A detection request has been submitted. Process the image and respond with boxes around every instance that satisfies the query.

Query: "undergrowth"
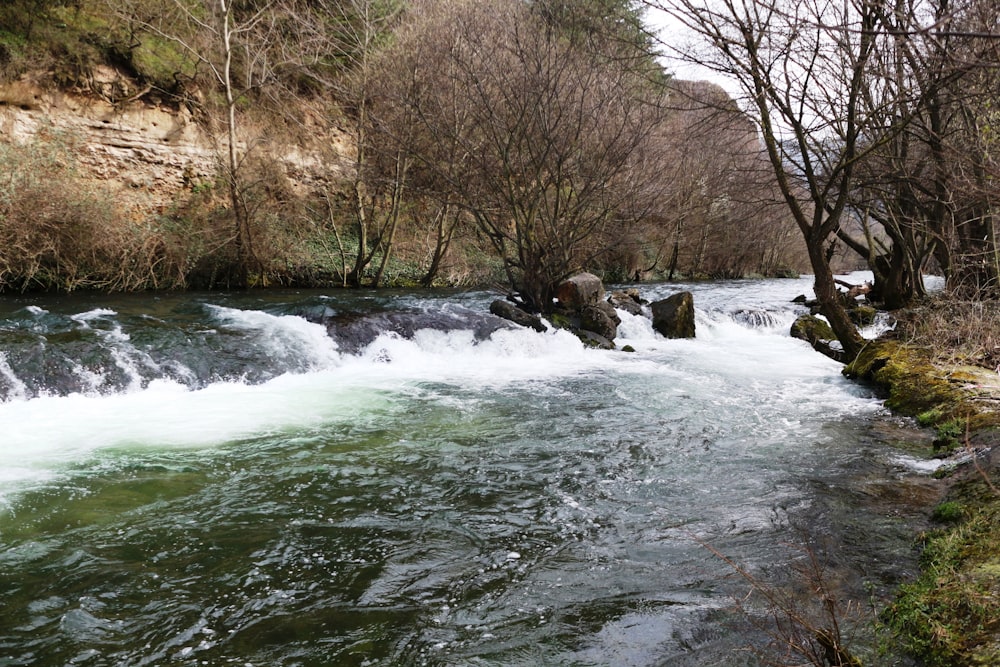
[893,295,1000,371]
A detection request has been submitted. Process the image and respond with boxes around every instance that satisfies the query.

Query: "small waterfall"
[0,353,29,401]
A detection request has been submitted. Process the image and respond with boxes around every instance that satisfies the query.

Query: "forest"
[0,0,999,361]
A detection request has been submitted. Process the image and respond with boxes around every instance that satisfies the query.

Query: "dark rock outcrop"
[651,292,696,339]
[489,299,547,333]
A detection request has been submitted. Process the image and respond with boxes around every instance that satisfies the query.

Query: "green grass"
[886,493,1000,665]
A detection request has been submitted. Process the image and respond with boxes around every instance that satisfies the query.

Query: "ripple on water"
[0,280,934,666]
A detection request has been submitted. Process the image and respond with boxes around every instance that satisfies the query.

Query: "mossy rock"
[790,313,836,342]
[849,304,878,327]
[790,314,846,362]
[844,341,978,419]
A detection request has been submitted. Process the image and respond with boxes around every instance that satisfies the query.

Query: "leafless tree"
[285,0,407,287]
[375,0,668,312]
[647,0,892,360]
[106,0,317,286]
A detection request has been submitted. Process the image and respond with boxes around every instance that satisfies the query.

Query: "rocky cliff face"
[0,68,347,211]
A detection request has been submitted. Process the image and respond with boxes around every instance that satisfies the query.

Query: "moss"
[918,408,945,427]
[931,501,966,523]
[790,313,836,342]
[850,304,878,327]
[933,418,968,452]
[886,500,1000,666]
[844,341,981,420]
[547,311,575,331]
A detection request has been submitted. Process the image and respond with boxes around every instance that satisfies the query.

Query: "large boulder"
[651,291,696,339]
[552,272,622,344]
[556,272,604,310]
[490,299,547,333]
[580,301,621,341]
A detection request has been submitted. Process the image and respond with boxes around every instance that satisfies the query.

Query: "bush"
[894,294,1000,370]
[0,135,179,291]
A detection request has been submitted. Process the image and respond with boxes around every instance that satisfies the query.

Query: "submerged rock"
[651,292,696,339]
[324,306,517,353]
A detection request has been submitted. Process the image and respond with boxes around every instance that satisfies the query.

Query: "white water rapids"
[0,275,939,666]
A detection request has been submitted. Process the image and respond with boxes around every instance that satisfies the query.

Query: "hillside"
[0,0,809,294]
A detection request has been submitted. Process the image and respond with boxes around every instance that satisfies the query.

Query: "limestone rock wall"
[0,72,349,211]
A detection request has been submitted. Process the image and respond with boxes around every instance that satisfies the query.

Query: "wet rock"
[731,308,781,328]
[576,329,615,350]
[580,302,620,341]
[608,289,645,316]
[550,273,622,344]
[326,307,517,353]
[556,273,604,310]
[790,314,846,363]
[651,292,696,339]
[489,299,547,333]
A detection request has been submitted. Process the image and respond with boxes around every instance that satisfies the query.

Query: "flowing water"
[0,276,939,666]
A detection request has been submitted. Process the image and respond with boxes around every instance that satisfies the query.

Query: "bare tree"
[648,0,890,359]
[376,0,668,312]
[107,0,312,286]
[287,0,406,287]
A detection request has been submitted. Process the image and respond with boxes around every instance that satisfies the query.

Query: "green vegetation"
[887,496,1000,665]
[840,300,1000,665]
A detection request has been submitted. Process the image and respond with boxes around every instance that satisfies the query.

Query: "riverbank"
[845,327,1000,665]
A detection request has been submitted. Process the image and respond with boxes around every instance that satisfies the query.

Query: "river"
[0,275,939,666]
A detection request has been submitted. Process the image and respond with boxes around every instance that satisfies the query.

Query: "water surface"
[0,276,935,665]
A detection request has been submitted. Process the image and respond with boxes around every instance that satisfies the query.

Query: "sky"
[643,3,742,98]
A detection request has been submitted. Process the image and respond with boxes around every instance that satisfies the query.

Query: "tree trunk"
[808,242,866,361]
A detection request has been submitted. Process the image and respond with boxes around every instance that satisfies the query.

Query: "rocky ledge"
[489,272,697,349]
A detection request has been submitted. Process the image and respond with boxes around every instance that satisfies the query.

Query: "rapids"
[0,275,936,666]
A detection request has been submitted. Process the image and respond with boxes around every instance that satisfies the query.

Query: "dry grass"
[893,294,1000,371]
[0,136,188,291]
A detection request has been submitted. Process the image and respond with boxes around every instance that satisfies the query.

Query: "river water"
[0,276,938,666]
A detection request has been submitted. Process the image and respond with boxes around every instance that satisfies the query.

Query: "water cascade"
[0,276,937,666]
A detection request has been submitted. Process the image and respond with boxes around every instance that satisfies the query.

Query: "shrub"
[894,295,1000,370]
[0,135,176,291]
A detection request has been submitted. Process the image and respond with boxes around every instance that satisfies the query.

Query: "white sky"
[644,5,742,98]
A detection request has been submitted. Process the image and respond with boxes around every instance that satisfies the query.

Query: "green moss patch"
[886,498,1000,666]
[845,341,1000,430]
